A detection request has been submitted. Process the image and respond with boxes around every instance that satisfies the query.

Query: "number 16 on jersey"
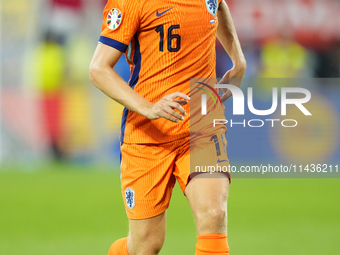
[155,24,181,52]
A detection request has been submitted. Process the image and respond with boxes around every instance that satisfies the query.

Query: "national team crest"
[205,0,218,16]
[107,8,122,30]
[125,188,135,209]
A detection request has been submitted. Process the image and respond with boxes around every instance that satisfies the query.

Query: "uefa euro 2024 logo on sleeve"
[205,0,218,16]
[125,188,135,209]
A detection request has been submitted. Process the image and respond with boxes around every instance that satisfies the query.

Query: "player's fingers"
[173,99,189,106]
[162,105,184,121]
[166,101,187,116]
[220,90,232,102]
[158,110,180,123]
[164,92,190,101]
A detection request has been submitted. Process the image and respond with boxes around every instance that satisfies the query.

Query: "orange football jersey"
[100,0,223,143]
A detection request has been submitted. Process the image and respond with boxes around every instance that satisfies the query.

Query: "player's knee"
[206,206,226,224]
[195,205,227,231]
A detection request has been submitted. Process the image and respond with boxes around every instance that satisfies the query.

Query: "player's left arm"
[217,0,246,101]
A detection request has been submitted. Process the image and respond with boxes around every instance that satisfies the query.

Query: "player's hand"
[219,65,246,102]
[145,92,190,123]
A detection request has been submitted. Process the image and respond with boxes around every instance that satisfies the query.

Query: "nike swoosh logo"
[156,7,174,17]
[217,159,229,163]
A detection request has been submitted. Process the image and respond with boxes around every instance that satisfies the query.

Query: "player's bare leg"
[127,212,166,255]
[108,212,166,255]
[185,173,230,254]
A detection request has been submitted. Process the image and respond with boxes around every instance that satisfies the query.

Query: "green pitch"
[0,163,339,255]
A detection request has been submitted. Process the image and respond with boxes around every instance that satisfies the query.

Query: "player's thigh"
[175,126,230,195]
[185,173,229,234]
[185,128,230,207]
[127,212,166,254]
[180,127,230,233]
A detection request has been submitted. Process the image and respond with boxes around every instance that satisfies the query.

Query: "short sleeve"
[99,0,141,52]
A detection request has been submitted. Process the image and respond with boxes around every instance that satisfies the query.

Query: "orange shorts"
[120,126,230,220]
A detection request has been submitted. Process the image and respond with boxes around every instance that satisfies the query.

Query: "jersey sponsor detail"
[156,7,174,17]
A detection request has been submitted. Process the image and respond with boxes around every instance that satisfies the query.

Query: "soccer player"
[89,0,246,254]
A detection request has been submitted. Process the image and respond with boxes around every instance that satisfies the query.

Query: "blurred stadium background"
[0,0,339,254]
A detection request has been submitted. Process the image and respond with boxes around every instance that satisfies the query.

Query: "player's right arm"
[89,0,189,123]
[89,44,189,123]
